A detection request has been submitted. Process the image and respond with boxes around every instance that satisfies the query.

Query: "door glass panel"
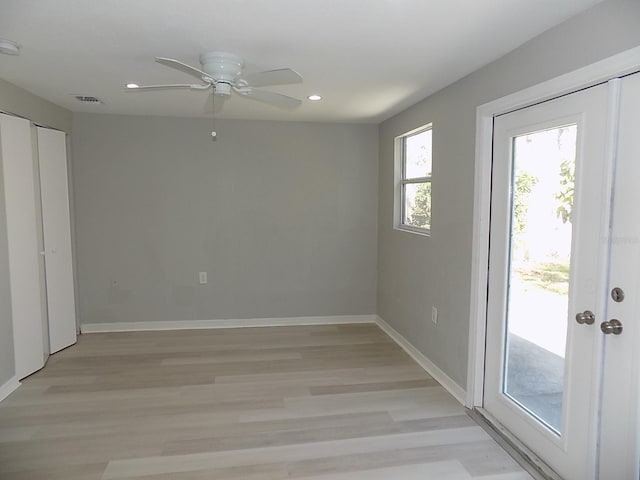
[503,124,577,434]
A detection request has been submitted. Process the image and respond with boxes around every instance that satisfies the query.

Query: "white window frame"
[394,124,432,235]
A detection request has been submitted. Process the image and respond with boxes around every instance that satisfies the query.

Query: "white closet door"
[36,127,77,353]
[0,114,48,378]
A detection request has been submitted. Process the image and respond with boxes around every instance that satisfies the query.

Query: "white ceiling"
[0,0,602,123]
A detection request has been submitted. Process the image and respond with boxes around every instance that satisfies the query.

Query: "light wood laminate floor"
[0,324,533,479]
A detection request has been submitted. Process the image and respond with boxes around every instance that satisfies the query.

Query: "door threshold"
[467,407,564,480]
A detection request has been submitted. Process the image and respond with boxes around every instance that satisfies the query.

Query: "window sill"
[394,225,431,237]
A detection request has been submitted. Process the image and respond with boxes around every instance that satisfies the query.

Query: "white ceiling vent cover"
[74,95,104,104]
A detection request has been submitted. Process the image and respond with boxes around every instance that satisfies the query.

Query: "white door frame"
[466,45,640,409]
[467,45,640,477]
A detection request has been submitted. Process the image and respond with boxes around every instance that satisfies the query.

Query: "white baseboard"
[375,315,466,405]
[81,314,377,333]
[0,376,20,402]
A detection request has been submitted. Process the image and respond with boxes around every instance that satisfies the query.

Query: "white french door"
[484,73,640,479]
[597,72,640,480]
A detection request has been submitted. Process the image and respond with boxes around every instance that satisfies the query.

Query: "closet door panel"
[37,127,77,353]
[0,114,47,378]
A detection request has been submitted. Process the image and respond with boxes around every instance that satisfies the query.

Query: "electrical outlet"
[199,272,208,284]
[431,306,438,325]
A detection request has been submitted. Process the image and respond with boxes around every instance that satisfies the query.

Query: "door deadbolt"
[600,319,623,335]
[575,310,595,325]
[611,287,625,303]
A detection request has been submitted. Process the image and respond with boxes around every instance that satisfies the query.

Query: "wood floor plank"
[0,426,37,442]
[0,324,532,480]
[125,463,290,480]
[294,461,473,479]
[0,462,108,480]
[102,428,493,479]
[309,378,440,395]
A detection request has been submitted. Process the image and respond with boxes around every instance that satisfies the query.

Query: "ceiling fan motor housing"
[200,52,243,96]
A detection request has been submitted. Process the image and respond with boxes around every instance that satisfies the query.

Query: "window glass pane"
[404,129,432,179]
[403,182,431,229]
[503,124,577,434]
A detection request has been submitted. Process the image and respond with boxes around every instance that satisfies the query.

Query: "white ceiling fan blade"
[241,88,302,109]
[126,84,211,91]
[244,68,303,87]
[126,84,196,91]
[155,57,209,81]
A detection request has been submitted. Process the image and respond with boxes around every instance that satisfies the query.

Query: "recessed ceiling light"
[0,39,20,56]
[307,94,322,101]
[126,83,140,89]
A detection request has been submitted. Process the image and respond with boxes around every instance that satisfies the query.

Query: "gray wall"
[0,78,71,133]
[72,114,378,325]
[0,80,72,387]
[377,0,640,389]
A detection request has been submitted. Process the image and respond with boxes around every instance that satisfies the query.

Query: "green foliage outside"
[513,127,575,295]
[408,182,432,228]
[555,158,575,224]
[515,261,570,295]
[513,170,538,236]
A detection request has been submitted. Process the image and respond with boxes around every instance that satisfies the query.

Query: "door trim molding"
[466,45,640,408]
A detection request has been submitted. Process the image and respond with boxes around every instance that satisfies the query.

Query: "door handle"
[600,319,623,335]
[575,310,595,325]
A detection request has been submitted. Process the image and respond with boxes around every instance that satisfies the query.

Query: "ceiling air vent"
[74,95,104,105]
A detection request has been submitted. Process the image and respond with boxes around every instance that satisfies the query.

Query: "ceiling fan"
[126,51,303,110]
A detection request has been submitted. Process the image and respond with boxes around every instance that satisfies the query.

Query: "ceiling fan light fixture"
[214,82,232,96]
[200,52,244,84]
[126,83,140,89]
[308,94,322,101]
[0,38,20,56]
